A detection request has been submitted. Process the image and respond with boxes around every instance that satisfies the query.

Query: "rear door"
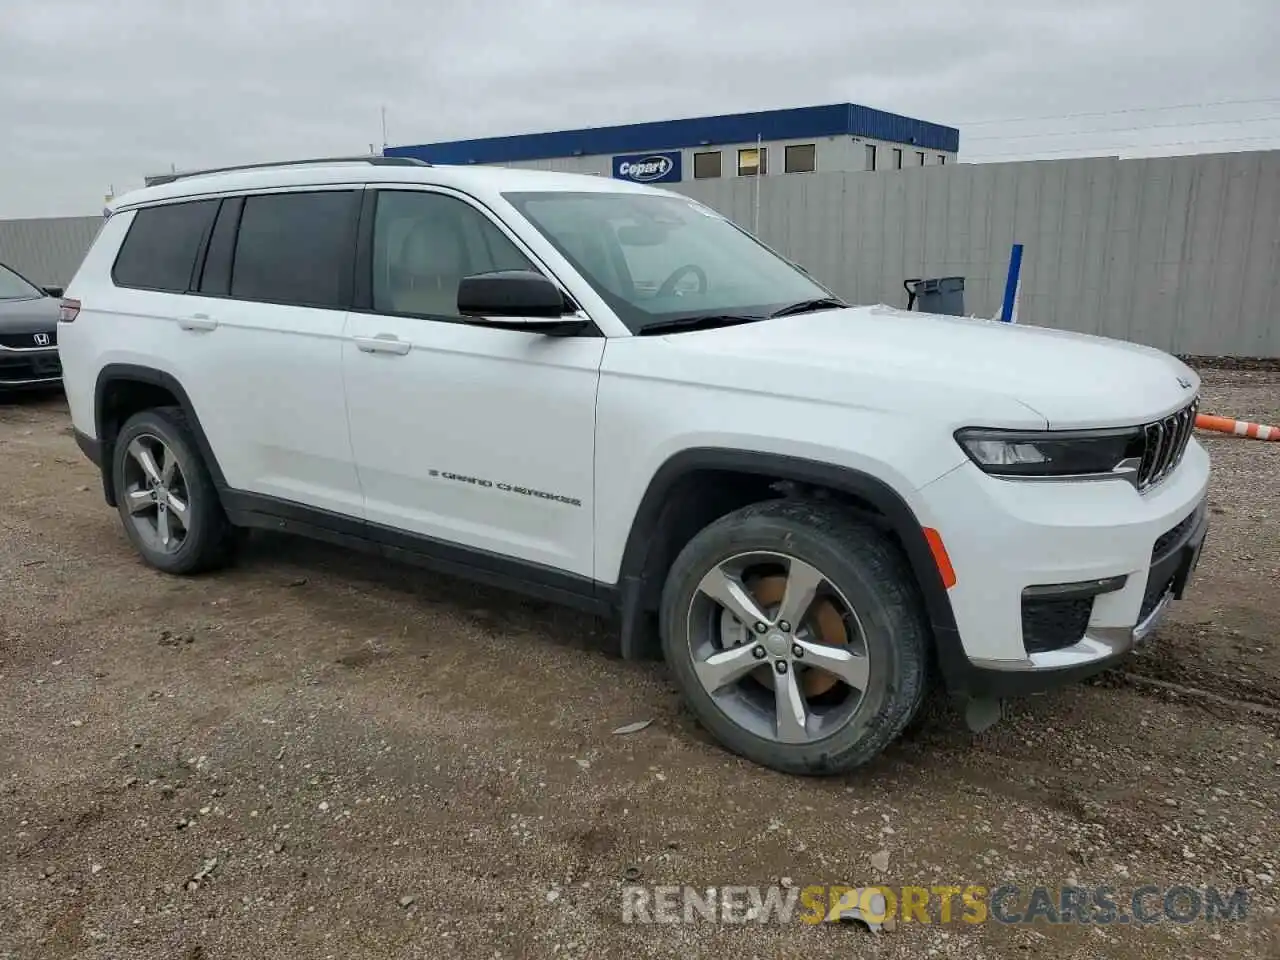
[175,188,365,517]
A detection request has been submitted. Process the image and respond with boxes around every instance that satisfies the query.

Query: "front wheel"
[111,406,236,575]
[659,499,930,775]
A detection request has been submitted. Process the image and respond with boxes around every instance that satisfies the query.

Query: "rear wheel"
[659,499,930,775]
[111,406,235,574]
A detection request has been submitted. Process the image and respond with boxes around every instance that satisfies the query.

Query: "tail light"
[59,298,81,322]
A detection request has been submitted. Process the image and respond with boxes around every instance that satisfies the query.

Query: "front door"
[341,187,604,578]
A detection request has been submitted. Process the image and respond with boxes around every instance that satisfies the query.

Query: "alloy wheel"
[685,551,870,744]
[121,433,190,555]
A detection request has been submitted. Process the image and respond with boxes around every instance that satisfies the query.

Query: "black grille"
[1152,510,1199,561]
[1136,397,1197,490]
[1022,596,1093,654]
[0,352,61,382]
[0,330,57,349]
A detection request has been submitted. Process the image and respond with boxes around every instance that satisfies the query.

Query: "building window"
[917,151,926,166]
[938,155,947,165]
[865,144,877,171]
[892,148,903,170]
[693,151,722,179]
[784,143,816,174]
[737,146,767,177]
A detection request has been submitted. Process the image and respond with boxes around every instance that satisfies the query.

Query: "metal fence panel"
[4,150,1277,355]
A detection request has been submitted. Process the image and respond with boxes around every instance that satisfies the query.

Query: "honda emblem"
[33,333,51,346]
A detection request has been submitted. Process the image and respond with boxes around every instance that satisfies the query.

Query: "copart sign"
[612,151,682,184]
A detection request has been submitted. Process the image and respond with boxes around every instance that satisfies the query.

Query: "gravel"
[1,379,1277,959]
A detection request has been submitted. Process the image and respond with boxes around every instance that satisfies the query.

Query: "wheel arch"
[94,363,226,506]
[614,447,961,670]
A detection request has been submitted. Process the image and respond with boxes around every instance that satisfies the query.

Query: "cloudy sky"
[2,0,1277,218]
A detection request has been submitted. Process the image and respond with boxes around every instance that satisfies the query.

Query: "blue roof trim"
[385,103,959,165]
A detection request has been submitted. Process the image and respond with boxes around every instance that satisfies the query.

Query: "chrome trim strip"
[971,457,1142,486]
[1132,590,1174,642]
[0,375,62,386]
[0,343,58,354]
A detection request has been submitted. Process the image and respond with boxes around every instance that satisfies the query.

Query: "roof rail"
[143,155,429,187]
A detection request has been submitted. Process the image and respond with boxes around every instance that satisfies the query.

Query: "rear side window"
[230,191,358,308]
[112,199,219,292]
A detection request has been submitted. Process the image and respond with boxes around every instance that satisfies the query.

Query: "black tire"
[658,498,930,776]
[111,406,236,575]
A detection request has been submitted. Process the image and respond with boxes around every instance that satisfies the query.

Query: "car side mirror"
[42,285,64,298]
[457,270,587,336]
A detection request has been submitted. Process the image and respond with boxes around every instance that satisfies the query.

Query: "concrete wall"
[2,150,1276,356]
[673,150,1280,357]
[0,215,103,288]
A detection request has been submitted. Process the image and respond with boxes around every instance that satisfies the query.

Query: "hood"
[0,295,60,335]
[662,305,1198,429]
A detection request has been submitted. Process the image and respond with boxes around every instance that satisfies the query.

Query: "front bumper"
[919,438,1211,698]
[0,344,62,389]
[962,499,1206,696]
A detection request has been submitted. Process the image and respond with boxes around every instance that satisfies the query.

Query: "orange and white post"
[1195,413,1280,441]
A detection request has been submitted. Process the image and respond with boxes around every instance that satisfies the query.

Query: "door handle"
[353,334,412,356]
[178,313,218,331]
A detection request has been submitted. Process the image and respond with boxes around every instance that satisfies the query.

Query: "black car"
[0,260,63,392]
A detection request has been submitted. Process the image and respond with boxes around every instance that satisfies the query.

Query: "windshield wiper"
[768,297,848,318]
[637,313,767,336]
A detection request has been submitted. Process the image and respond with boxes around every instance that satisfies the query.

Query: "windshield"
[0,263,41,300]
[502,191,833,333]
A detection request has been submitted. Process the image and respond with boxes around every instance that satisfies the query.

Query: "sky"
[1,0,1278,219]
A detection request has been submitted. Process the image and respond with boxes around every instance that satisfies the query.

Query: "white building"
[384,103,960,186]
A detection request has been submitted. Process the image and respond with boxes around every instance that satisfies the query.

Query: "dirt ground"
[1,368,1277,960]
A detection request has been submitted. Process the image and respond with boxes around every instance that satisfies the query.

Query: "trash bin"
[903,276,965,316]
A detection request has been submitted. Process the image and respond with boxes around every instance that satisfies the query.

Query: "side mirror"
[457,270,586,335]
[42,285,64,298]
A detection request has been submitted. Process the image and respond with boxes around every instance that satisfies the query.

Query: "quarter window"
[371,191,536,318]
[230,191,358,309]
[112,199,219,292]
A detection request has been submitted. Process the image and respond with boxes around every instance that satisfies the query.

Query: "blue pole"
[999,243,1024,323]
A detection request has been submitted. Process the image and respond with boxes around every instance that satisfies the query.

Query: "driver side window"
[372,191,536,318]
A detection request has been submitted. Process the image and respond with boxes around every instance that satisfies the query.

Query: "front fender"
[610,446,961,666]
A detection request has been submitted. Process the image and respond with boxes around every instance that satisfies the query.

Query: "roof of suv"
[110,162,668,213]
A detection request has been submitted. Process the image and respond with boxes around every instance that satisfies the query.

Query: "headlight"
[955,426,1145,479]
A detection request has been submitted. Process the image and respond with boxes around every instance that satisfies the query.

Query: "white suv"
[57,156,1210,775]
